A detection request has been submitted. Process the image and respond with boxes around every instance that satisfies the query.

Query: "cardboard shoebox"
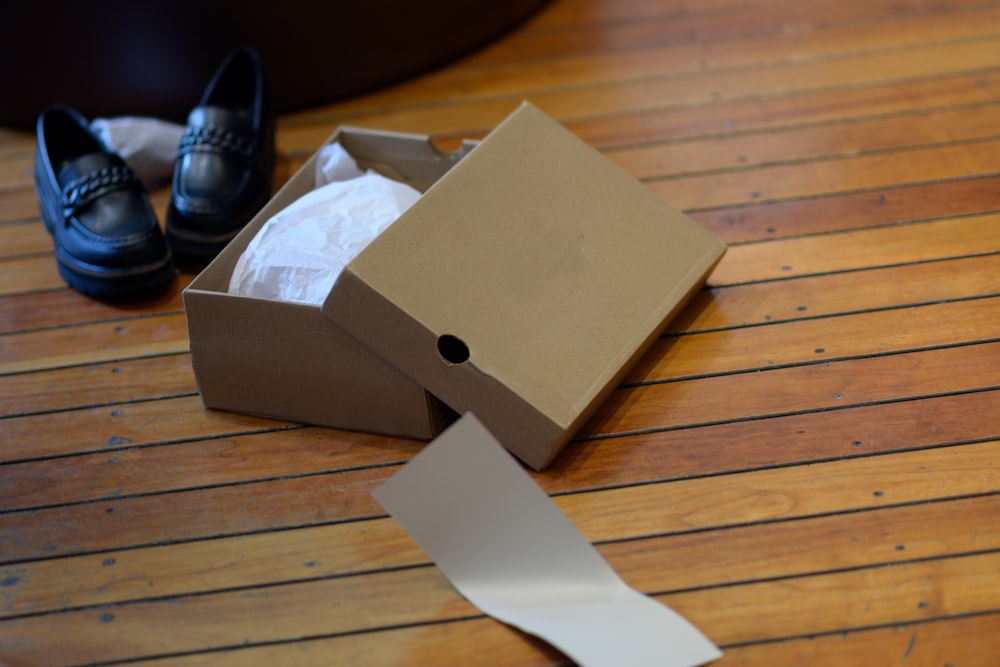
[183,102,726,470]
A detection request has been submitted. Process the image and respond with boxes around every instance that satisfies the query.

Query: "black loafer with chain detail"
[34,106,175,298]
[166,47,275,262]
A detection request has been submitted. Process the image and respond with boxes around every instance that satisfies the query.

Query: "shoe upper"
[169,47,274,237]
[34,107,170,270]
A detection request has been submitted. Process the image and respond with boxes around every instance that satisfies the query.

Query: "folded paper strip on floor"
[183,102,726,469]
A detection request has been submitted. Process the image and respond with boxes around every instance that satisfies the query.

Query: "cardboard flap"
[322,102,725,468]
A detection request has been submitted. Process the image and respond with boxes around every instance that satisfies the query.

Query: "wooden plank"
[0,275,190,335]
[0,254,62,295]
[3,274,994,385]
[0,355,196,418]
[11,294,994,497]
[116,616,564,667]
[0,153,31,191]
[3,367,997,487]
[636,296,1000,382]
[324,6,1000,117]
[0,427,415,513]
[0,312,189,375]
[720,614,1000,667]
[464,0,998,67]
[673,551,1000,645]
[0,188,44,224]
[2,316,995,447]
[1,566,469,665]
[671,253,1000,333]
[3,486,996,625]
[7,319,999,508]
[3,374,996,507]
[582,340,1000,436]
[559,439,1000,539]
[2,521,997,664]
[570,69,1000,150]
[275,69,1000,158]
[608,102,1000,180]
[2,387,996,563]
[3,185,55,224]
[691,174,1000,243]
[0,396,298,464]
[560,389,1000,488]
[652,137,1000,210]
[0,218,45,256]
[526,0,798,30]
[0,465,393,564]
[710,214,1000,285]
[599,494,1000,589]
[281,38,1000,140]
[0,127,34,152]
[112,612,1000,667]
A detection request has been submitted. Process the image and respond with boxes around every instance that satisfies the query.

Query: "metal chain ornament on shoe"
[61,165,142,214]
[178,125,257,162]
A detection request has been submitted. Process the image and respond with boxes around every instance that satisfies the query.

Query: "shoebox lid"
[321,102,726,469]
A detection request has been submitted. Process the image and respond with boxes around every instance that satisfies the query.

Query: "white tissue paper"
[228,143,422,304]
[90,116,186,187]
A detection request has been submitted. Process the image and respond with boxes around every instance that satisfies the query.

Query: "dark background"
[1,0,549,127]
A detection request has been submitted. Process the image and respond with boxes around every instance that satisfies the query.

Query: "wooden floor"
[2,0,1000,664]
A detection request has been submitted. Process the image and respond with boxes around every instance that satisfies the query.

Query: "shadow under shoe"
[166,47,275,264]
[34,106,175,298]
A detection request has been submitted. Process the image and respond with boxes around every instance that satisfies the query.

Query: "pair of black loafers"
[34,47,275,298]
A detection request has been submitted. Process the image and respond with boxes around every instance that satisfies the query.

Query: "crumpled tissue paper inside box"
[228,143,421,304]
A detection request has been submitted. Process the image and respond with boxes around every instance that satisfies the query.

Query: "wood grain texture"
[4,491,996,619]
[115,612,1000,667]
[0,274,191,335]
[1,0,998,664]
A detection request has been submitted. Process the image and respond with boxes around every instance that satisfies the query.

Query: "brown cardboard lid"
[322,102,725,468]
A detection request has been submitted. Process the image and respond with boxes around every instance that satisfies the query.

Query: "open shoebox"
[182,102,726,470]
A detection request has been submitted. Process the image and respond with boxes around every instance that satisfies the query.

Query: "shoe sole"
[164,206,245,263]
[51,248,175,298]
[164,184,272,265]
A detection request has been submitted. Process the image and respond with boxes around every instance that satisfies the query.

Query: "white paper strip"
[372,413,722,667]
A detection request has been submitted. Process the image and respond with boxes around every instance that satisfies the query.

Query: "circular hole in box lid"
[437,334,470,365]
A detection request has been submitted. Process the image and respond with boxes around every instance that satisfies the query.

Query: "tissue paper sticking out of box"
[373,413,722,667]
[228,143,422,304]
[91,116,186,187]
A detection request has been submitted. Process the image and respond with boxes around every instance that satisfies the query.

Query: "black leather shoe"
[34,106,175,297]
[166,47,275,261]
